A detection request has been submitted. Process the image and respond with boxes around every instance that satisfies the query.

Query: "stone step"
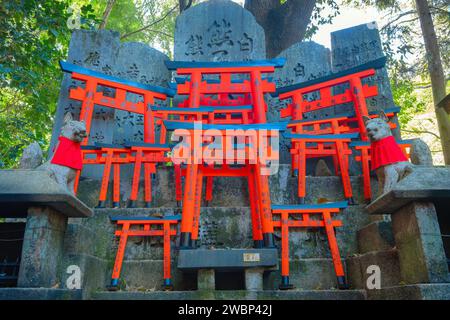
[346,249,402,289]
[90,289,366,300]
[87,257,348,291]
[0,288,82,300]
[77,165,374,209]
[357,220,395,254]
[366,283,450,300]
[61,205,370,292]
[67,205,369,260]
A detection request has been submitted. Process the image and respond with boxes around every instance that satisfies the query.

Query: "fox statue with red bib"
[363,111,414,199]
[38,113,87,194]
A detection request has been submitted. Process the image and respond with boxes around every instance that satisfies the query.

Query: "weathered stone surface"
[59,253,109,298]
[245,268,264,291]
[19,142,43,169]
[366,166,450,215]
[50,30,120,156]
[115,259,196,291]
[269,41,331,162]
[392,202,449,284]
[174,0,265,62]
[367,283,450,300]
[198,269,216,290]
[73,199,367,263]
[346,249,401,289]
[265,258,343,290]
[410,138,433,166]
[75,165,368,209]
[0,288,82,300]
[357,220,394,254]
[112,42,171,146]
[315,159,333,176]
[269,41,330,117]
[331,22,394,112]
[18,206,67,288]
[91,289,366,300]
[0,169,92,218]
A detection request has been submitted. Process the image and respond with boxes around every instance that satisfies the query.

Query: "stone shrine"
[0,0,449,301]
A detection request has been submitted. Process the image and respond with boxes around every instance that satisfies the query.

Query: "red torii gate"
[164,120,287,249]
[164,59,286,248]
[275,56,388,141]
[60,61,175,207]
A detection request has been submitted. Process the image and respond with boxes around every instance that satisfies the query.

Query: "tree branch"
[382,10,416,29]
[402,128,441,139]
[121,4,179,40]
[144,29,174,38]
[99,0,116,29]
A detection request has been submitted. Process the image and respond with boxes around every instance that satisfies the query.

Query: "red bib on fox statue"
[371,135,407,171]
[51,136,83,170]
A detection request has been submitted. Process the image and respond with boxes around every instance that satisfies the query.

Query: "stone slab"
[0,288,82,300]
[265,258,343,290]
[0,170,93,218]
[331,22,394,112]
[365,166,450,215]
[366,283,450,300]
[269,41,331,162]
[178,249,278,271]
[91,289,366,300]
[174,0,266,62]
[357,220,394,253]
[346,249,401,289]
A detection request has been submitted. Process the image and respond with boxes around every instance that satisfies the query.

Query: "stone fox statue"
[21,113,87,194]
[363,111,413,198]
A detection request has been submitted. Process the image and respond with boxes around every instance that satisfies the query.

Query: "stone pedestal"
[18,207,67,288]
[366,166,450,285]
[198,269,215,290]
[0,170,93,289]
[392,202,448,284]
[245,268,264,291]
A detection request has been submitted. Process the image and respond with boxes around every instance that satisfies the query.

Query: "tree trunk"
[99,0,116,29]
[245,0,316,58]
[415,0,450,164]
[179,0,194,13]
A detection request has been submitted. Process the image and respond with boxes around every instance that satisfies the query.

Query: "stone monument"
[269,41,332,163]
[331,22,401,140]
[174,0,266,62]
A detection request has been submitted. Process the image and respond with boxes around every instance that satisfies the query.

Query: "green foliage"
[0,0,180,169]
[391,77,426,126]
[0,0,96,168]
[342,0,449,80]
[304,0,340,39]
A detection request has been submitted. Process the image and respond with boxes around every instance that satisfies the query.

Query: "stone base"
[367,283,450,300]
[91,289,366,300]
[0,288,82,300]
[357,220,394,254]
[346,249,401,289]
